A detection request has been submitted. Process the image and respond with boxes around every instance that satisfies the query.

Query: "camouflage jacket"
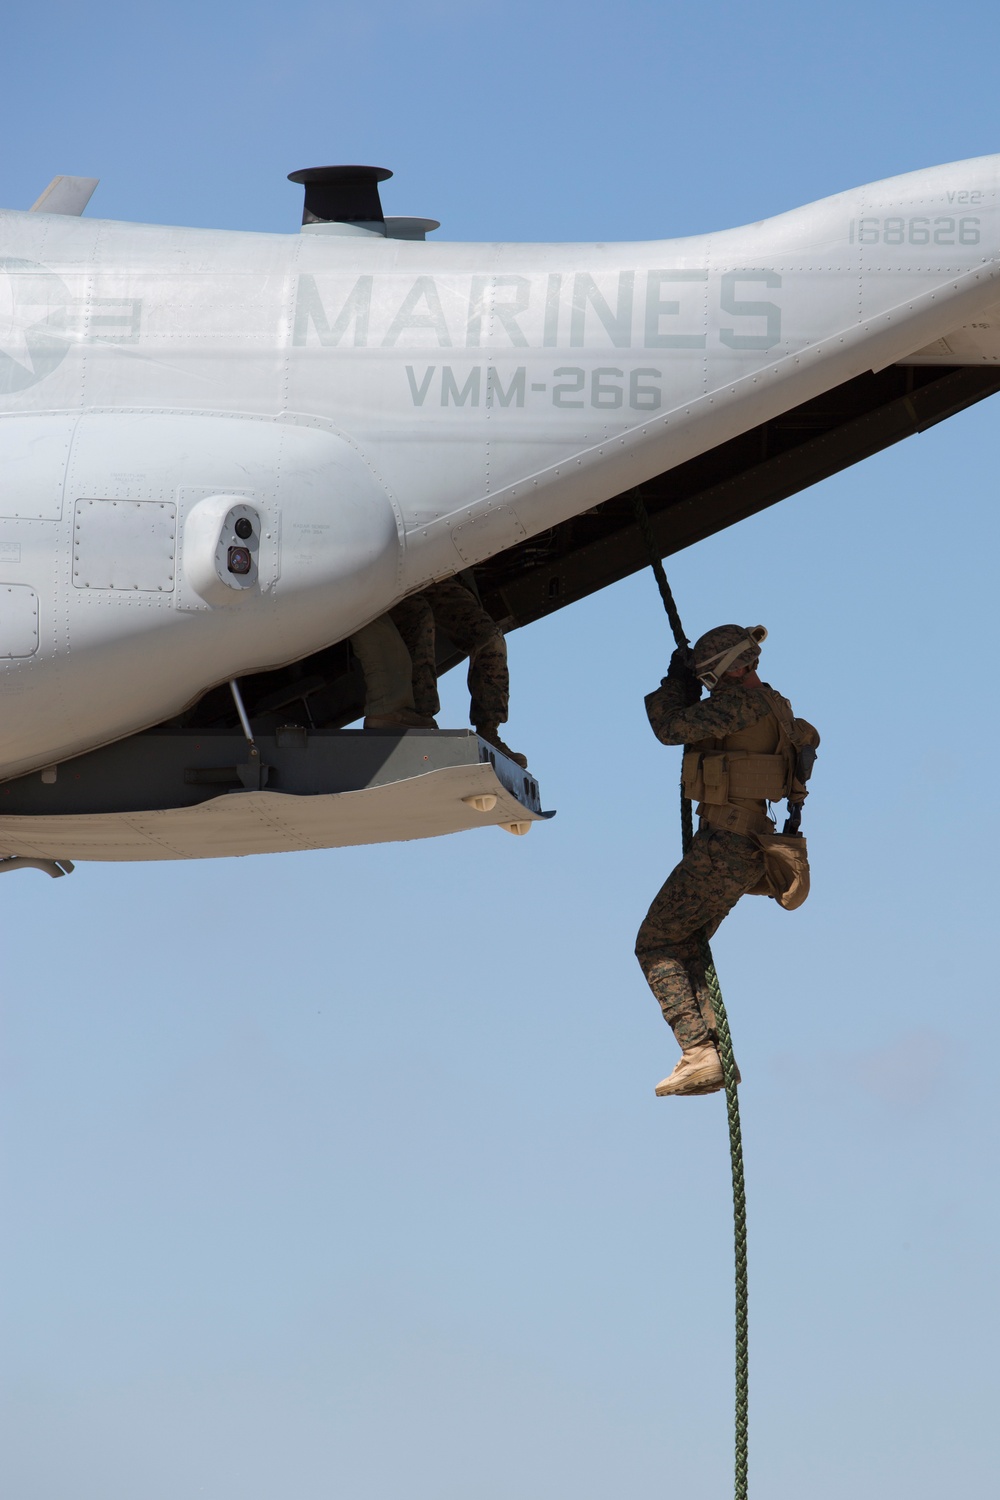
[644,676,772,747]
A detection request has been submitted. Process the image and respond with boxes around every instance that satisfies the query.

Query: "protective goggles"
[695,625,767,688]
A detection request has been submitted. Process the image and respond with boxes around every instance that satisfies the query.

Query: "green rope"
[632,492,749,1500]
[703,958,749,1500]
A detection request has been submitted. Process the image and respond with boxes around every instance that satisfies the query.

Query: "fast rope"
[632,493,749,1500]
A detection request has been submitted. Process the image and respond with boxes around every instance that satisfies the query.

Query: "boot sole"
[655,1075,724,1097]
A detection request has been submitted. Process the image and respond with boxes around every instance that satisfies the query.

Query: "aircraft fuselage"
[1,155,999,778]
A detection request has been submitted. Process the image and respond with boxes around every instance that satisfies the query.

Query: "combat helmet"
[693,624,767,688]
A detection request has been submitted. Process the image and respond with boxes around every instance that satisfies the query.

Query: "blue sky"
[2,4,999,1498]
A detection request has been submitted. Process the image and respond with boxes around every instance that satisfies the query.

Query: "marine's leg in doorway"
[389,593,439,720]
[350,616,437,730]
[395,578,528,768]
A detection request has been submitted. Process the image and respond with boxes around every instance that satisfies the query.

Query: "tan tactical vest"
[681,685,817,836]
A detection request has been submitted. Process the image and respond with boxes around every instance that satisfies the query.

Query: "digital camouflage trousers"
[391,577,510,728]
[635,826,765,1049]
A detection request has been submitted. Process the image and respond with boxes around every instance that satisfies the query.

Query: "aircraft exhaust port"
[0,730,554,864]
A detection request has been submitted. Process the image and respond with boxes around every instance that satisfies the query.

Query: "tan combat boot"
[655,1044,725,1097]
[475,723,528,769]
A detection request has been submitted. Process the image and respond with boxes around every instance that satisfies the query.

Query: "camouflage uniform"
[391,577,509,729]
[635,677,776,1049]
[350,616,416,718]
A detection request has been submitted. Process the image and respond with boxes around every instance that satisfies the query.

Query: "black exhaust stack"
[287,165,392,229]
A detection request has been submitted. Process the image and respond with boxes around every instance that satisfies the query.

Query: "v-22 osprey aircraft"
[1,156,999,874]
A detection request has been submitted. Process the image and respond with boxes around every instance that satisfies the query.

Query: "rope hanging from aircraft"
[632,492,750,1500]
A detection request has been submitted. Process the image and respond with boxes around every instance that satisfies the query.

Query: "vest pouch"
[681,749,706,802]
[699,752,729,806]
[727,752,789,802]
[748,833,810,910]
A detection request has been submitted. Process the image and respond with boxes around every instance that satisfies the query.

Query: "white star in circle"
[0,270,39,374]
